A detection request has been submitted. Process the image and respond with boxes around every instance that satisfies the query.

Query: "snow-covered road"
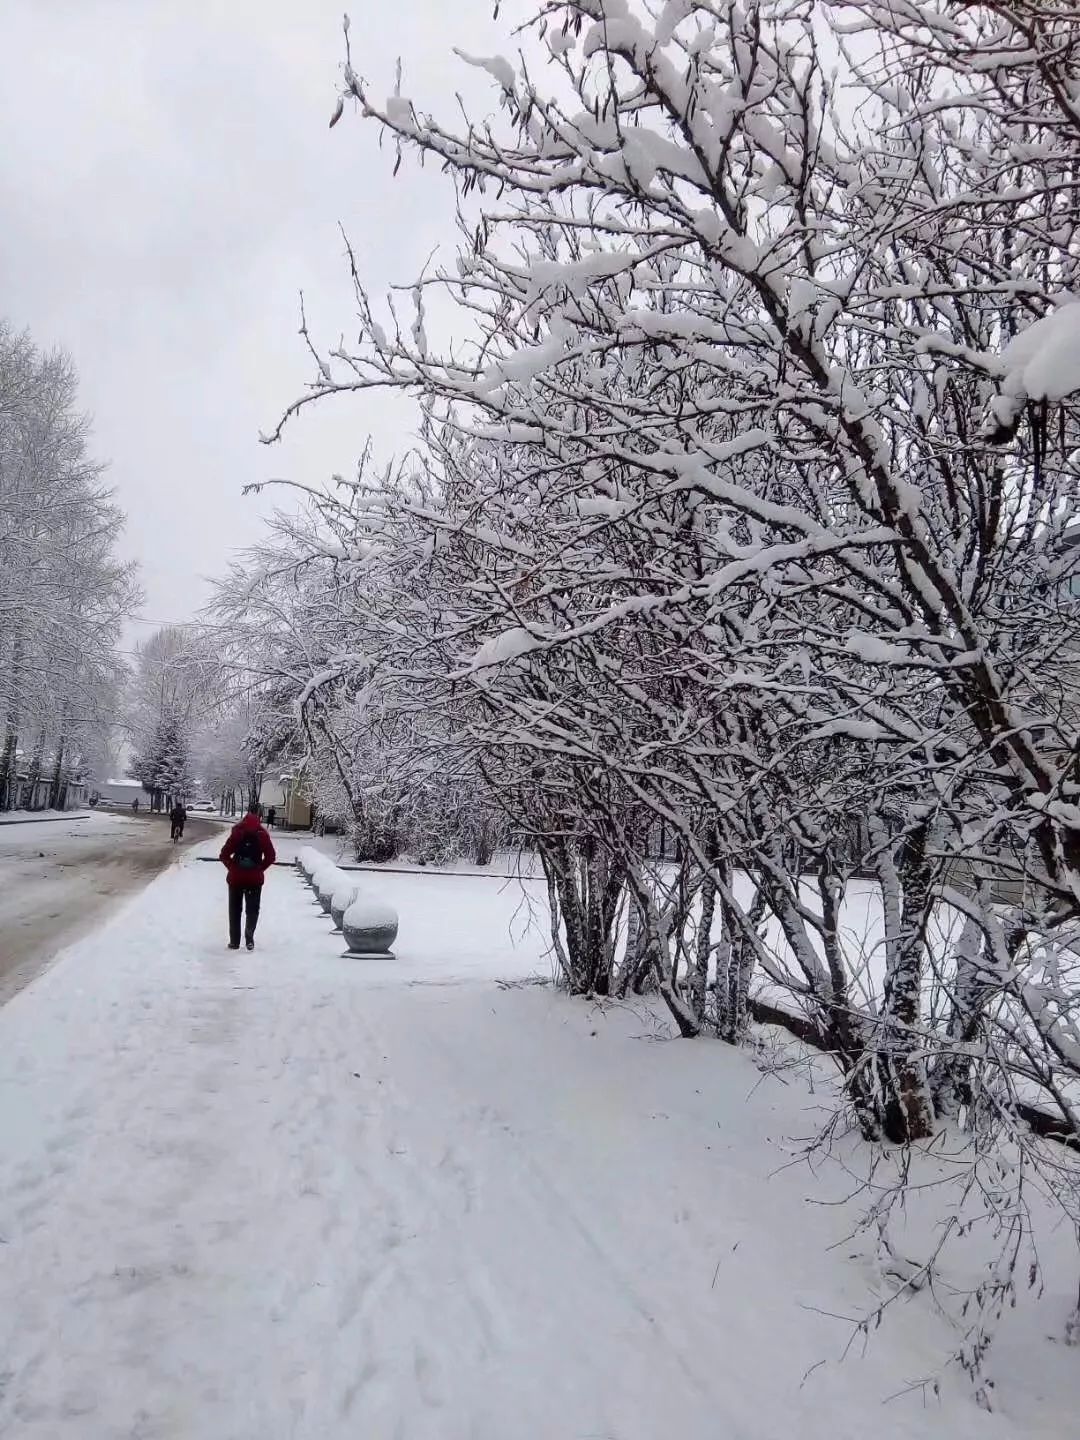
[0,847,1075,1438]
[0,809,224,1004]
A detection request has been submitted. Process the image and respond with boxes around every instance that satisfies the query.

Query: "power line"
[126,614,213,629]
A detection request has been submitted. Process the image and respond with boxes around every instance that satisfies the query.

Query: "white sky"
[1,0,508,638]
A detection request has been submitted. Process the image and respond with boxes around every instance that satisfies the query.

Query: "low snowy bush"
[215,0,1080,1386]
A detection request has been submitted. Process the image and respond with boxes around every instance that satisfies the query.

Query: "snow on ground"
[271,834,553,981]
[0,810,217,1004]
[271,830,544,878]
[0,806,91,829]
[0,808,130,850]
[1,842,1078,1439]
[0,810,139,1001]
[273,833,917,995]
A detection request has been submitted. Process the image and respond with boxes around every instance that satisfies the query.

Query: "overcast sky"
[1,0,508,642]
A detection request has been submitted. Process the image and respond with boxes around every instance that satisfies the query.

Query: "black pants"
[228,885,262,945]
[171,822,184,840]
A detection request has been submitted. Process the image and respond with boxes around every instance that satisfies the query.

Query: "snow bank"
[0,810,123,851]
[0,807,90,825]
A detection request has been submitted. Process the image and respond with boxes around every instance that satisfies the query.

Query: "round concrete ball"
[330,881,362,931]
[315,866,342,912]
[342,898,399,955]
[318,866,342,891]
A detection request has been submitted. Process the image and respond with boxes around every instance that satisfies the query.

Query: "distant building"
[7,750,87,811]
[98,777,144,806]
[257,770,312,830]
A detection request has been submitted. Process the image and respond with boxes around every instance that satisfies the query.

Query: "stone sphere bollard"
[314,866,342,913]
[342,898,399,955]
[330,880,362,931]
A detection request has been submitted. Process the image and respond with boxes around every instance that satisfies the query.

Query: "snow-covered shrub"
[286,0,1080,1150]
[244,0,1080,1373]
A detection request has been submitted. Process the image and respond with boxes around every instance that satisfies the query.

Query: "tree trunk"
[541,852,574,988]
[25,728,44,809]
[0,727,15,812]
[755,852,883,1139]
[876,821,936,1142]
[47,735,66,811]
[643,901,699,1037]
[582,841,607,993]
[472,817,496,866]
[727,881,765,1044]
[618,893,647,996]
[692,870,716,1024]
[539,835,588,991]
[624,862,700,1033]
[930,914,990,1122]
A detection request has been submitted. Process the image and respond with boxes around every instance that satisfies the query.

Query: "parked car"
[187,800,216,813]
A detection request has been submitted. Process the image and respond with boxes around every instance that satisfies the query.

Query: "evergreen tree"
[132,716,192,811]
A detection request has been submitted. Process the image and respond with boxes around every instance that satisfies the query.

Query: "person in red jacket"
[219,804,277,951]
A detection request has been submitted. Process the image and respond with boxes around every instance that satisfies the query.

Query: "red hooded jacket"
[219,812,277,887]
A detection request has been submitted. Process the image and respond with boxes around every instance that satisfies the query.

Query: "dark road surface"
[0,810,224,1005]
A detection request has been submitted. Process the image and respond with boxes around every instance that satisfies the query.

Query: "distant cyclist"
[169,801,187,842]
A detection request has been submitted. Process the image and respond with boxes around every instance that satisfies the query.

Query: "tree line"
[204,1,1080,1375]
[0,322,138,811]
[0,323,288,819]
[122,620,300,817]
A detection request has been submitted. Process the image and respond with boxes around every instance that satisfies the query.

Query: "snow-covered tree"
[125,625,219,808]
[0,321,138,810]
[132,714,193,811]
[168,0,1080,1381]
[191,708,250,813]
[258,0,1080,1149]
[206,480,506,860]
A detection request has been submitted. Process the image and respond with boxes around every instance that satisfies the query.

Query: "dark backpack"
[233,830,263,870]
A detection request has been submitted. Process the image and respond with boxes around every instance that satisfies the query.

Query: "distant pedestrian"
[266,805,277,829]
[169,801,187,842]
[219,803,277,951]
[131,797,140,813]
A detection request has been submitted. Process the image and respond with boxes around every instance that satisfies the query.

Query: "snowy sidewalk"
[0,849,1074,1439]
